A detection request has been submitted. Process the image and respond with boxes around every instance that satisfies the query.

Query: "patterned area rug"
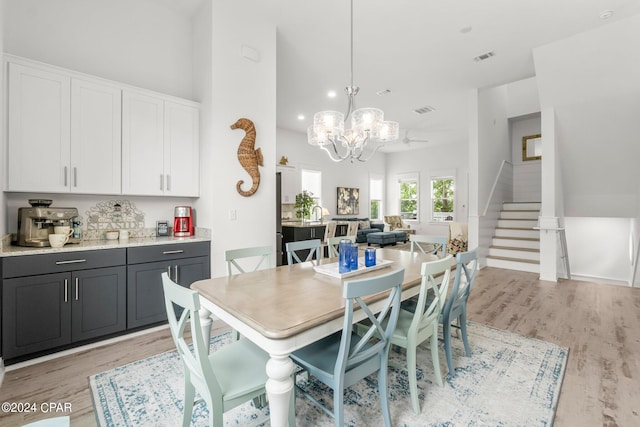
[90,322,567,426]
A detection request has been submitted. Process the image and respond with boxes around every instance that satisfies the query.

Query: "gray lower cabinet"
[126,242,210,329]
[1,249,126,360]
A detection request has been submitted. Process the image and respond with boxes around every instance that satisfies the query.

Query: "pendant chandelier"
[307,0,399,163]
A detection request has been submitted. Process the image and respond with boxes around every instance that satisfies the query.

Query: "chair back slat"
[346,222,358,237]
[286,239,321,264]
[414,255,453,332]
[336,269,404,377]
[443,249,478,317]
[225,245,272,276]
[161,273,222,396]
[323,222,337,242]
[327,235,355,258]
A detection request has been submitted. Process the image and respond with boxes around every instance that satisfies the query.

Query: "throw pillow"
[358,220,370,230]
[447,238,468,255]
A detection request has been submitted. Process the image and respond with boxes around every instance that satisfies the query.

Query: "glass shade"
[378,121,399,141]
[313,111,344,134]
[351,108,383,133]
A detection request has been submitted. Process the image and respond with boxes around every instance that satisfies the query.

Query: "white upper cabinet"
[7,62,71,192]
[5,56,199,197]
[7,61,122,194]
[163,100,200,197]
[277,166,298,203]
[70,78,122,194]
[121,91,165,196]
[122,91,199,197]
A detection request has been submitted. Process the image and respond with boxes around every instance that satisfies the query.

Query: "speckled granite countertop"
[0,233,211,258]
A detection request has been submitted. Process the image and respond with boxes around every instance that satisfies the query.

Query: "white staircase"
[486,202,540,273]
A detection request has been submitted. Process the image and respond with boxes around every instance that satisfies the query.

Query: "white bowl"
[105,231,119,240]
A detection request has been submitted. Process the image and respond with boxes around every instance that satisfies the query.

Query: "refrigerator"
[276,172,283,266]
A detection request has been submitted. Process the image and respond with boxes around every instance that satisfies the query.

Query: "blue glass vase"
[338,239,352,274]
[349,242,359,270]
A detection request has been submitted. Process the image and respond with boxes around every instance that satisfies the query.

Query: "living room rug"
[90,322,567,426]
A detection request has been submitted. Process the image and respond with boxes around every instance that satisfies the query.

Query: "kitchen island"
[281,222,326,264]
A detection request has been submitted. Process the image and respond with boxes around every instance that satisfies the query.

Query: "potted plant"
[294,191,315,222]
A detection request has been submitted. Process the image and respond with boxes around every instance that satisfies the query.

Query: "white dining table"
[191,248,436,427]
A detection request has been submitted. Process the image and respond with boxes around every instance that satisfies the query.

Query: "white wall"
[0,0,5,235]
[276,127,385,220]
[565,217,632,284]
[385,142,468,237]
[534,14,640,218]
[3,0,195,99]
[510,115,541,203]
[206,0,276,278]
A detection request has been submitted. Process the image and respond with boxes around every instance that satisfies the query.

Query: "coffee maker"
[173,206,193,237]
[15,199,79,247]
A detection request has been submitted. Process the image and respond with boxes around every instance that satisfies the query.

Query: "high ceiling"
[182,0,640,152]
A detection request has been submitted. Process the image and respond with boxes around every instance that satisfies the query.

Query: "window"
[370,176,383,220]
[301,169,322,220]
[398,176,418,220]
[431,177,455,222]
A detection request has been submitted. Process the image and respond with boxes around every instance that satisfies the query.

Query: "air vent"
[413,105,436,115]
[376,89,392,96]
[473,51,496,62]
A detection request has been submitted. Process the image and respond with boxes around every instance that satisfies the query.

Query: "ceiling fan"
[401,130,429,145]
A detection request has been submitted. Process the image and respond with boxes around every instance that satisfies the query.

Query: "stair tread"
[493,236,540,242]
[490,245,539,252]
[499,218,538,221]
[496,226,538,230]
[500,209,540,212]
[486,255,540,264]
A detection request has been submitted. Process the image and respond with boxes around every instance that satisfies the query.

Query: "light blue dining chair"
[326,235,356,258]
[286,239,321,264]
[161,273,295,427]
[441,248,478,377]
[225,245,272,341]
[291,268,404,427]
[389,255,452,413]
[225,245,272,275]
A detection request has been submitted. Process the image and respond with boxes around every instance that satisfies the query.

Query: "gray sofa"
[332,218,384,243]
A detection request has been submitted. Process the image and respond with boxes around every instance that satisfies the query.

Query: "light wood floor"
[1,267,638,426]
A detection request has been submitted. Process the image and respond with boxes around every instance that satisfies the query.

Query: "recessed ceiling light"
[376,89,392,96]
[327,90,337,98]
[599,10,614,20]
[297,114,305,120]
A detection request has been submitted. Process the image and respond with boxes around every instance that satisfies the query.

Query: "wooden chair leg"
[406,344,420,414]
[460,311,472,357]
[182,375,196,427]
[443,321,455,377]
[430,331,444,387]
[378,364,393,427]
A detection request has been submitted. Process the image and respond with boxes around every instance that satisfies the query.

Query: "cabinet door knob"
[160,174,164,191]
[73,167,78,187]
[64,166,68,187]
[64,279,68,303]
[75,277,79,301]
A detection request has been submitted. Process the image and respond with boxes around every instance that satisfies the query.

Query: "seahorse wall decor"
[231,117,263,197]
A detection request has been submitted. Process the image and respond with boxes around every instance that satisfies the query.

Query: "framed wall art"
[337,187,360,215]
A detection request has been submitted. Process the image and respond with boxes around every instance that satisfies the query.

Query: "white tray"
[313,258,394,279]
